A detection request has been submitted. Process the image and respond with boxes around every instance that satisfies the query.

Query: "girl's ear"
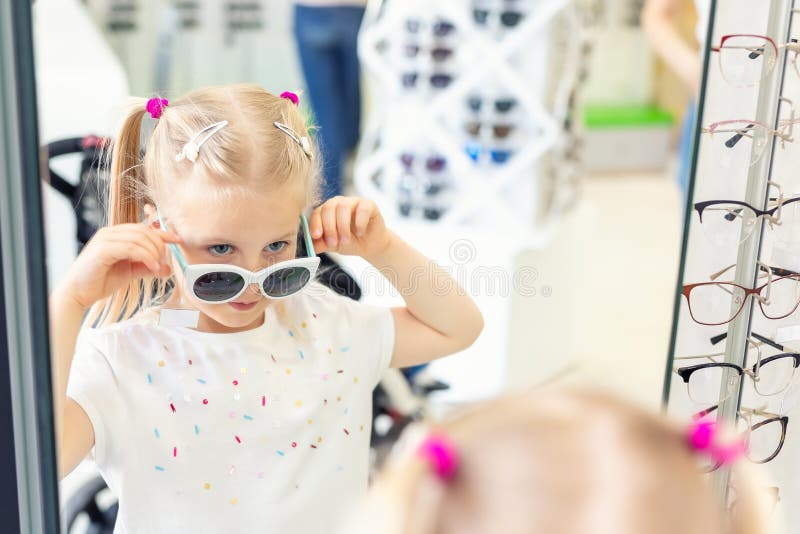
[143,203,162,230]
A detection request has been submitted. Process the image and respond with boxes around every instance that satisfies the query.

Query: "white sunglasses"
[157,208,320,303]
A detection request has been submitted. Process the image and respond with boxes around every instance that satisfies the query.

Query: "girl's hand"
[309,196,393,259]
[57,224,180,309]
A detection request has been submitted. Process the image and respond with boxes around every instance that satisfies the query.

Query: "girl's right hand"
[58,224,181,309]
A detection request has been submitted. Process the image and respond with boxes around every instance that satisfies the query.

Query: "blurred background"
[29,0,703,530]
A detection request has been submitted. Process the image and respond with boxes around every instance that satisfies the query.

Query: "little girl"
[349,387,781,534]
[50,84,483,533]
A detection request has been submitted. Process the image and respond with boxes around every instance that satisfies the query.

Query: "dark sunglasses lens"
[427,157,447,171]
[493,125,513,138]
[402,72,418,88]
[193,272,246,302]
[473,9,489,24]
[431,47,453,61]
[491,150,512,163]
[465,142,481,162]
[433,21,455,36]
[262,267,311,298]
[431,74,452,88]
[500,11,523,27]
[467,96,482,112]
[400,152,415,168]
[495,99,517,112]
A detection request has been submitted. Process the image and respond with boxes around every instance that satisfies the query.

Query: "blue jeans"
[293,5,364,201]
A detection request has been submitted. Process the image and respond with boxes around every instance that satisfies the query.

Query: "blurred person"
[293,0,367,201]
[345,387,780,534]
[643,0,709,195]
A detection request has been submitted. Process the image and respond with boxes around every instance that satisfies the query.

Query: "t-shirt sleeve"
[319,286,396,389]
[66,327,119,467]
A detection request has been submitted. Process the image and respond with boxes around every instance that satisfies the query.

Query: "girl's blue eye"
[209,244,233,256]
[266,241,288,253]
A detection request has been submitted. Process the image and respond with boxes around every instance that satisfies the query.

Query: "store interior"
[2,0,795,531]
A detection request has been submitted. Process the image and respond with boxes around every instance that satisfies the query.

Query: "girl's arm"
[364,234,483,368]
[50,224,178,479]
[309,197,484,368]
[50,288,95,479]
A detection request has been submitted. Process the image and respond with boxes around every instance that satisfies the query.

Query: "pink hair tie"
[418,433,459,482]
[687,419,747,466]
[280,91,300,106]
[146,97,169,119]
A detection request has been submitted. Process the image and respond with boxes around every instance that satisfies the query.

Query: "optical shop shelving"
[345,0,595,402]
[664,0,800,523]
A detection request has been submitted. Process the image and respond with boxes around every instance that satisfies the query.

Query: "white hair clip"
[273,121,313,159]
[175,120,229,163]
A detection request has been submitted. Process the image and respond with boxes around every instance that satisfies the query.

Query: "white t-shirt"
[67,282,395,534]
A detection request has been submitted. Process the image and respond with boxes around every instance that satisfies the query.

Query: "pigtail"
[86,98,163,328]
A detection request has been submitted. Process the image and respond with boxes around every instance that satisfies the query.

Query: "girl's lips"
[229,301,258,311]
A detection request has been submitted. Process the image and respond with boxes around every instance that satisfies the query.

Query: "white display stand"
[350,0,588,402]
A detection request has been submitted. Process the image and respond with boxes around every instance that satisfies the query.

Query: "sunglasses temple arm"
[155,206,189,272]
[300,214,317,257]
[751,332,785,351]
[166,243,188,272]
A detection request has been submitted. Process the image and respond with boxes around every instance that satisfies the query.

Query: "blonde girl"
[50,84,483,533]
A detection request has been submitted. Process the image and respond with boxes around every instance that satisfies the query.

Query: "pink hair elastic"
[687,419,747,466]
[280,91,300,106]
[417,433,460,482]
[146,97,169,119]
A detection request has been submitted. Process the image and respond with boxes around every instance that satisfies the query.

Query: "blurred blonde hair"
[359,388,779,534]
[86,84,320,328]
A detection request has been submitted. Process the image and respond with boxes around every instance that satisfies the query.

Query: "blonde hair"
[360,388,778,534]
[86,84,320,327]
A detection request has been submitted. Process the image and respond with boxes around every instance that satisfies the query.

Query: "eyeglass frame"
[682,262,800,326]
[711,29,800,87]
[695,404,789,467]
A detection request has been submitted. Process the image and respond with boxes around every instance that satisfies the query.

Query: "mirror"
[3,0,761,531]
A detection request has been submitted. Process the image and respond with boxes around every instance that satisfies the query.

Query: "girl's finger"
[106,229,162,266]
[336,202,353,245]
[309,208,324,240]
[320,201,339,248]
[353,199,375,237]
[125,242,164,273]
[100,240,161,274]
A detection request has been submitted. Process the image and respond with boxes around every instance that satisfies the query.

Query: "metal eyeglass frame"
[695,404,789,467]
[682,263,800,326]
[694,181,800,235]
[674,334,800,402]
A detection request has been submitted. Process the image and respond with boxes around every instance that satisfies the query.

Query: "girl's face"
[154,179,307,333]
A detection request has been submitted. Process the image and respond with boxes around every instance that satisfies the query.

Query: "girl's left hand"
[309,196,393,259]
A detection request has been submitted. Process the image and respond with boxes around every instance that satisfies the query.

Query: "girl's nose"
[245,283,261,295]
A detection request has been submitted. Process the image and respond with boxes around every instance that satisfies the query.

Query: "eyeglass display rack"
[664,0,800,520]
[354,0,593,239]
[342,0,596,403]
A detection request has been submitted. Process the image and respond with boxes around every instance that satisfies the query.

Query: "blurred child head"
[355,388,778,534]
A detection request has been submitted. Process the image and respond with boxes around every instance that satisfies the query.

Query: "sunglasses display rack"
[354,0,593,237]
[85,0,302,97]
[664,0,800,519]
